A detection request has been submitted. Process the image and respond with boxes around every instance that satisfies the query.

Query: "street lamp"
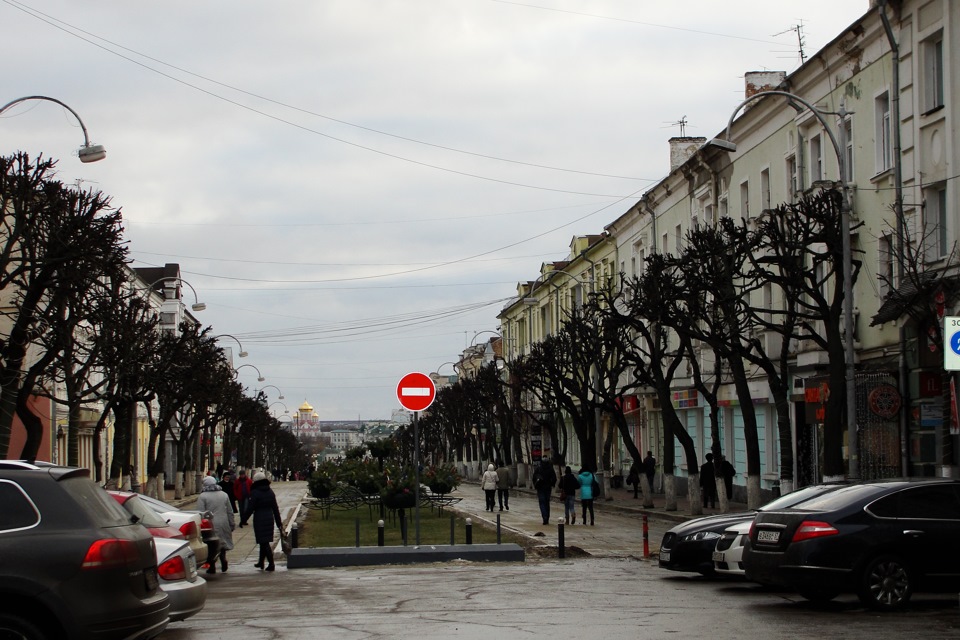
[709,89,858,480]
[215,334,248,358]
[235,363,265,383]
[257,384,284,399]
[145,277,207,312]
[268,401,289,416]
[1,95,106,162]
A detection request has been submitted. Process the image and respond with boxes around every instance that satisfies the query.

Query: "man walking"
[532,458,557,525]
[495,460,511,511]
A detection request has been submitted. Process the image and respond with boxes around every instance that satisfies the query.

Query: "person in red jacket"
[233,468,253,517]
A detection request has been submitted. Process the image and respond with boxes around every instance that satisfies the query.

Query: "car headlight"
[682,530,722,542]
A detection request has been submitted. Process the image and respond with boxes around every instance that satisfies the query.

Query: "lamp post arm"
[1,95,94,147]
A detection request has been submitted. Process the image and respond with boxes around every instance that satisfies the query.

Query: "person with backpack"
[577,468,597,526]
[559,466,581,525]
[532,458,557,525]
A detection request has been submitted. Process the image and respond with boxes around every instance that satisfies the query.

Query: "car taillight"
[791,520,839,543]
[180,521,197,538]
[157,555,187,581]
[200,517,213,533]
[81,539,140,569]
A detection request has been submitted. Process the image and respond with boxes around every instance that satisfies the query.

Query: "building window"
[760,168,771,212]
[675,224,682,252]
[810,134,823,183]
[923,184,948,261]
[739,180,750,220]
[879,233,894,296]
[786,154,798,201]
[875,91,891,172]
[661,231,668,255]
[922,31,944,113]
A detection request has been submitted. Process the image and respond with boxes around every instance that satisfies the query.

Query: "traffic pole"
[642,514,649,558]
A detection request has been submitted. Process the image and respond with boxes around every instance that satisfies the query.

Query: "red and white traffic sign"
[396,372,436,412]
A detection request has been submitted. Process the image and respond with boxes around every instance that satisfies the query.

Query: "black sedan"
[743,478,960,610]
[659,482,847,575]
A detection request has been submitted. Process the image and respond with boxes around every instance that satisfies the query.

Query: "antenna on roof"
[773,21,807,64]
[663,115,689,137]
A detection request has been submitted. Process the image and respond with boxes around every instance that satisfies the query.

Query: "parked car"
[136,492,211,565]
[712,519,751,576]
[743,478,960,610]
[0,461,169,640]
[659,482,848,575]
[107,490,186,540]
[154,537,207,622]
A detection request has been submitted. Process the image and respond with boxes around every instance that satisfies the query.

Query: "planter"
[356,480,381,495]
[310,484,332,499]
[381,492,417,510]
[428,482,452,495]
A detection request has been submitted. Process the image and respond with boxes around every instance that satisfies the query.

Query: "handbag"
[280,533,292,556]
[591,476,601,495]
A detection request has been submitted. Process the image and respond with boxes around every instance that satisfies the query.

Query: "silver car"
[154,537,207,622]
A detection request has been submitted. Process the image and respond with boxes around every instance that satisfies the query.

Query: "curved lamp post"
[709,89,858,480]
[257,384,284,399]
[235,363,265,383]
[215,334,248,358]
[145,277,206,312]
[470,330,502,347]
[1,95,106,162]
[268,401,289,416]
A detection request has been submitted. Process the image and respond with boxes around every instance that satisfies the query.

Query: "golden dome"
[299,400,314,412]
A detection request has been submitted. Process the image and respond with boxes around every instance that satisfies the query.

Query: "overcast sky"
[1,0,869,421]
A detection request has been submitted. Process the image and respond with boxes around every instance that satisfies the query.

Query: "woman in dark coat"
[240,471,284,571]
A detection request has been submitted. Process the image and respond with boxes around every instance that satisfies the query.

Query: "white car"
[137,493,210,565]
[154,537,207,622]
[712,519,751,576]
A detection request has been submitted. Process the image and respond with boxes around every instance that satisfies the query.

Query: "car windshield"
[756,483,846,512]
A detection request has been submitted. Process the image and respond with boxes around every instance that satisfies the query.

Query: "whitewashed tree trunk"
[664,473,677,511]
[175,471,184,500]
[641,476,654,508]
[689,475,703,516]
[747,473,762,509]
[717,480,730,512]
[779,478,794,495]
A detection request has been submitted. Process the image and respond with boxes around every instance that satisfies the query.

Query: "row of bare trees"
[418,189,868,513]
[0,152,305,496]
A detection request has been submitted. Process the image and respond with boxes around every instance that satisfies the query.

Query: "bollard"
[378,520,385,547]
[642,514,650,558]
[450,514,455,546]
[400,509,408,546]
[558,518,565,559]
[291,523,299,549]
[465,518,473,545]
[355,518,361,548]
[496,513,501,544]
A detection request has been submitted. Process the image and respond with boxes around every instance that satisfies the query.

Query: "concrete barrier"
[287,543,525,568]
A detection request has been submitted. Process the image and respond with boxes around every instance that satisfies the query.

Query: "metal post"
[558,519,565,559]
[465,518,473,545]
[355,517,361,548]
[496,513,501,544]
[642,514,649,558]
[450,514,455,545]
[377,519,385,547]
[291,523,299,549]
[413,411,421,545]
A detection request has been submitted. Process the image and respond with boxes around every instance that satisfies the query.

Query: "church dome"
[299,400,314,412]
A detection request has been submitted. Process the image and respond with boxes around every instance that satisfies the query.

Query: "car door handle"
[902,530,924,537]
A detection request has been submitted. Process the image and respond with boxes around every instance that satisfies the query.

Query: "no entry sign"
[396,372,436,412]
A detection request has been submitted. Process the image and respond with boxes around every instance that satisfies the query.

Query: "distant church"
[292,400,321,435]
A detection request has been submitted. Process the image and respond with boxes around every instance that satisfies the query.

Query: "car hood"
[666,510,756,536]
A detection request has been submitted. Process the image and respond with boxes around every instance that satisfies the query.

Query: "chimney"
[745,71,787,102]
[669,137,707,172]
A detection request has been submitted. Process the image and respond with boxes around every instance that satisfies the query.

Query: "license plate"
[712,551,724,562]
[187,554,197,577]
[757,530,780,543]
[659,551,671,562]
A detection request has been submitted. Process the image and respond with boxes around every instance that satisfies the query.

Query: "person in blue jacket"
[577,468,596,526]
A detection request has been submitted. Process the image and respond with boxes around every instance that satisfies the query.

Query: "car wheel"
[857,554,912,611]
[797,589,838,603]
[0,612,48,640]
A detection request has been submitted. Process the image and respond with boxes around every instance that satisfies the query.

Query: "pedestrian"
[197,475,235,574]
[532,458,557,525]
[717,454,736,500]
[219,470,238,513]
[577,468,597,525]
[700,453,718,509]
[643,450,657,494]
[480,463,499,512]
[495,460,511,511]
[627,462,640,499]
[234,468,253,517]
[240,471,284,571]
[559,466,580,525]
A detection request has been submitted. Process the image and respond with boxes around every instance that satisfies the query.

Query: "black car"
[743,478,960,610]
[659,483,847,575]
[0,461,170,639]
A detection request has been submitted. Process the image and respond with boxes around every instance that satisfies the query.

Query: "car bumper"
[744,549,854,591]
[161,577,207,622]
[658,541,716,573]
[82,591,169,640]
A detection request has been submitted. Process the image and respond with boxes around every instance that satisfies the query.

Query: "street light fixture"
[710,89,858,480]
[1,95,106,162]
[257,384,284,400]
[215,334,248,358]
[235,363,265,383]
[145,277,207,312]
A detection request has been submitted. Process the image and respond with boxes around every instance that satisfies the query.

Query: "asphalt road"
[159,481,960,639]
